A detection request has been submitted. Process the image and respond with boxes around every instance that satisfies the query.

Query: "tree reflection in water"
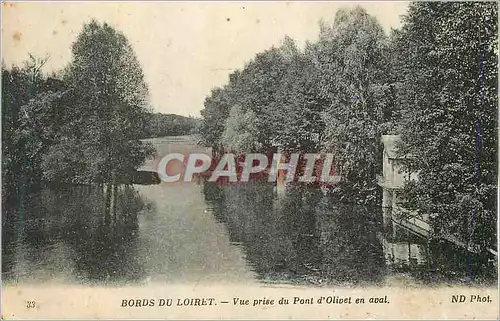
[2,180,495,286]
[202,181,386,286]
[202,181,497,286]
[2,185,146,284]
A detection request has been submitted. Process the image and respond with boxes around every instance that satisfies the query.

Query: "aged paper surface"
[1,1,498,319]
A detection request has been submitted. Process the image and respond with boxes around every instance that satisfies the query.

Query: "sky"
[2,1,409,117]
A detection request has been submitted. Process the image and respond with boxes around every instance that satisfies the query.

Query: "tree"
[2,65,30,202]
[48,20,154,186]
[272,38,327,153]
[197,87,232,154]
[315,7,391,204]
[221,105,261,153]
[2,55,55,203]
[198,8,392,203]
[144,113,198,138]
[394,2,498,249]
[199,36,320,155]
[233,47,290,150]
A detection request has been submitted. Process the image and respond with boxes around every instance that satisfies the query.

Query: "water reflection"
[202,181,497,286]
[2,180,496,286]
[202,181,386,286]
[2,185,145,285]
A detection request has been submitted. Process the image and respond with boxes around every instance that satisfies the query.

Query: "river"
[1,137,496,287]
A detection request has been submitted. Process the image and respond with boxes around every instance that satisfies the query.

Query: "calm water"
[2,138,496,286]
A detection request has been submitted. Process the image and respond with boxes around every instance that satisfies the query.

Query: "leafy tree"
[199,37,317,155]
[315,7,391,204]
[144,113,198,138]
[2,55,55,202]
[2,65,30,202]
[197,87,232,154]
[198,8,391,204]
[232,47,290,150]
[47,20,154,185]
[221,105,261,153]
[394,2,498,249]
[272,39,327,153]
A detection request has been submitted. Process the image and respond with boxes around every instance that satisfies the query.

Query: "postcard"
[1,1,498,319]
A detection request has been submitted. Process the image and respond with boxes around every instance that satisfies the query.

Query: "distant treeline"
[143,113,198,138]
[196,4,498,249]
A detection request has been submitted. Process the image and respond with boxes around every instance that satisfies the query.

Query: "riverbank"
[3,137,495,289]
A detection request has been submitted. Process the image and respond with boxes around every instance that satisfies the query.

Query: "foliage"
[197,3,498,248]
[394,2,498,248]
[1,56,55,201]
[272,38,327,153]
[2,20,158,200]
[196,87,232,152]
[221,105,261,153]
[45,20,155,184]
[315,7,391,204]
[144,113,198,138]
[2,4,497,250]
[199,7,391,204]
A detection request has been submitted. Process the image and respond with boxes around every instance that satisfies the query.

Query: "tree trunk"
[112,182,118,221]
[104,182,112,225]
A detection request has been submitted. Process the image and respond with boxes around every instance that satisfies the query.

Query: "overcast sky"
[2,2,409,116]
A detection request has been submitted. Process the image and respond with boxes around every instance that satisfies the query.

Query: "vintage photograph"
[1,1,498,319]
